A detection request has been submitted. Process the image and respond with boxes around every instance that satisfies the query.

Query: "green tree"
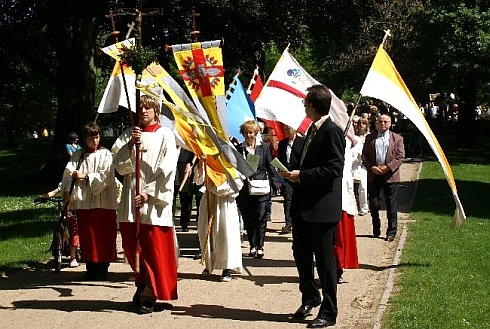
[407,2,490,146]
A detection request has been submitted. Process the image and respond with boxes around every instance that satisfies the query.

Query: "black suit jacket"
[291,117,345,223]
[277,135,306,172]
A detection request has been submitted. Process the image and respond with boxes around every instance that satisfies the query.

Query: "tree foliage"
[1,0,489,158]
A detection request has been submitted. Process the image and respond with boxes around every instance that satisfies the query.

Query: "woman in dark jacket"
[236,120,279,259]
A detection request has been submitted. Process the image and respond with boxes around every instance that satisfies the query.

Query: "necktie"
[300,125,317,167]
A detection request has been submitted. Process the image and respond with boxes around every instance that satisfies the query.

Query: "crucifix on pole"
[183,8,218,265]
[188,8,200,42]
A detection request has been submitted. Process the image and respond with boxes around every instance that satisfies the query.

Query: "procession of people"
[51,82,406,328]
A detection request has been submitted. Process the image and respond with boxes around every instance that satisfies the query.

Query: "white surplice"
[195,171,244,273]
[112,126,177,227]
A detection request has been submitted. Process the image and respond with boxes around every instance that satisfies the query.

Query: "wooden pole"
[178,155,197,192]
[343,94,362,137]
[133,3,143,274]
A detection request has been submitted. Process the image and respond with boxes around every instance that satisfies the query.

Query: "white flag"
[254,48,353,137]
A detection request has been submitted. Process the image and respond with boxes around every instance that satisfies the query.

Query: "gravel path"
[0,162,420,329]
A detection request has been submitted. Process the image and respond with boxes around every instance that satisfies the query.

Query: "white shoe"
[69,259,79,268]
[255,248,264,259]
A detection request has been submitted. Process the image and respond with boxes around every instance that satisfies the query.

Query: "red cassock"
[334,211,359,269]
[119,222,178,301]
[76,208,117,262]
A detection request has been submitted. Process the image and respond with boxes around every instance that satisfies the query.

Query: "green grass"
[0,138,57,274]
[384,144,490,328]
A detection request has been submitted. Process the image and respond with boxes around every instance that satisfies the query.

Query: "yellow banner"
[173,42,227,141]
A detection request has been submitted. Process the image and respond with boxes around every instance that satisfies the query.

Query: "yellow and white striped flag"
[360,44,466,228]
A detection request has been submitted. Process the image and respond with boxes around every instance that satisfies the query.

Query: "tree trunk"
[42,3,99,185]
[455,69,479,148]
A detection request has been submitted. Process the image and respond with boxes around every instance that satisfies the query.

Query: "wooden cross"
[105,11,120,41]
[187,8,200,42]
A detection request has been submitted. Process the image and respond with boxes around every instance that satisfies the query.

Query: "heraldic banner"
[172,40,228,142]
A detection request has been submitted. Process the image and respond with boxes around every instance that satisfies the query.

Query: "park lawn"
[0,138,56,274]
[384,157,490,328]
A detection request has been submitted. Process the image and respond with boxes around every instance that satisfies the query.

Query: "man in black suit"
[282,85,345,328]
[277,125,305,233]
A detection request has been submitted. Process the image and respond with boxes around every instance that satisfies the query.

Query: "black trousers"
[239,197,269,249]
[368,177,398,237]
[292,218,338,321]
[173,184,203,229]
[281,183,294,227]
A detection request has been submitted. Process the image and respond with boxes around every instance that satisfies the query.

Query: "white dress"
[195,169,244,273]
[343,138,358,216]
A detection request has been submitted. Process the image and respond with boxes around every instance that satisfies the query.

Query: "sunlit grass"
[0,139,55,274]
[384,158,490,329]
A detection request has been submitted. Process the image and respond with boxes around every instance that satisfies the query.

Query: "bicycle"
[34,197,80,272]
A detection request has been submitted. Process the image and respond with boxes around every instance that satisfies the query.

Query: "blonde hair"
[140,95,161,120]
[239,120,260,135]
[357,117,370,135]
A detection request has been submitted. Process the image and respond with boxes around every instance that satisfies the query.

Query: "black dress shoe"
[293,302,321,319]
[385,235,395,242]
[306,317,336,328]
[132,286,144,306]
[138,301,154,314]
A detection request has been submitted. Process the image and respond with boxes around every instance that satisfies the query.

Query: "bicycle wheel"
[53,230,63,273]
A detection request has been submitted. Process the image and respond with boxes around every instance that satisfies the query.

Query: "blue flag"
[225,74,256,142]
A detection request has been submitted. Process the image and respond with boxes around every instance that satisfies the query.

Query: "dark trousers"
[240,198,269,249]
[173,184,203,229]
[368,177,398,237]
[265,192,272,219]
[292,218,338,321]
[178,191,193,229]
[281,183,294,227]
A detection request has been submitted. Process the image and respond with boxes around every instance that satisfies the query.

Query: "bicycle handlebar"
[33,197,64,206]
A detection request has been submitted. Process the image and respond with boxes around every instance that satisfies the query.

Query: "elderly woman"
[235,120,279,259]
[62,122,117,280]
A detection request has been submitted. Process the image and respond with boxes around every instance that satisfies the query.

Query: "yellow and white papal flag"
[360,44,466,228]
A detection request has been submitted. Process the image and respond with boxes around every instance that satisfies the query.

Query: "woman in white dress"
[352,116,370,215]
